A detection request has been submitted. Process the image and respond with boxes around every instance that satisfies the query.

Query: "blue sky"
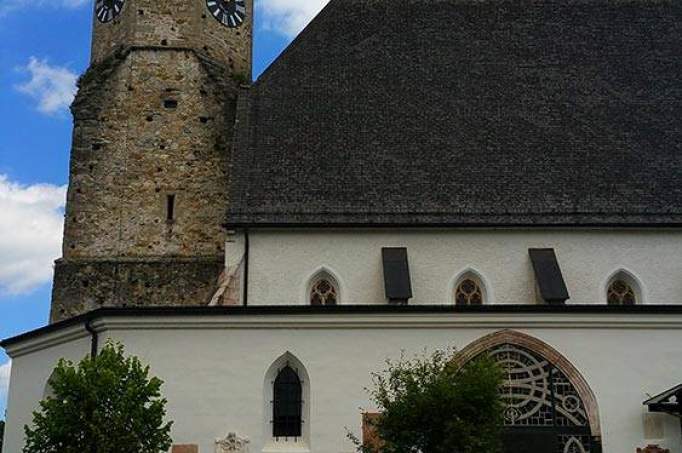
[0,0,329,419]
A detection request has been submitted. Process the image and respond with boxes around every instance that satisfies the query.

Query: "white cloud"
[0,0,88,17]
[258,0,330,37]
[16,58,78,116]
[0,175,67,295]
[0,360,10,411]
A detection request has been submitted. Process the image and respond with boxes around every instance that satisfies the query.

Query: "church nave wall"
[3,316,682,453]
[242,229,682,307]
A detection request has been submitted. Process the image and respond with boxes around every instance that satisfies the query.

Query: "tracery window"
[479,344,595,453]
[310,278,337,306]
[273,365,303,438]
[607,279,636,305]
[455,277,483,305]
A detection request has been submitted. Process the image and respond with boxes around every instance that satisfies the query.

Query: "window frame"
[451,268,489,305]
[263,352,311,450]
[309,277,338,306]
[272,364,303,439]
[304,267,341,306]
[605,269,643,306]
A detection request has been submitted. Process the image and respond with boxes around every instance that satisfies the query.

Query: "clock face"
[206,0,246,28]
[95,0,125,23]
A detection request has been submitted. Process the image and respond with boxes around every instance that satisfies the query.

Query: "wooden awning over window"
[644,384,682,415]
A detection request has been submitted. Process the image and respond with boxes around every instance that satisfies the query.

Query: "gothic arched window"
[310,277,338,306]
[455,277,484,305]
[478,343,595,453]
[607,279,636,305]
[273,365,303,438]
[606,271,641,306]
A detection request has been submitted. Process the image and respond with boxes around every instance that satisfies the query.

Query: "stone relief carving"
[215,432,250,453]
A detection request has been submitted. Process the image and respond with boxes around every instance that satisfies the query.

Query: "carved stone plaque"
[215,432,249,453]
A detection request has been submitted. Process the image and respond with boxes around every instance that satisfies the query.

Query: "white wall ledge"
[5,307,682,358]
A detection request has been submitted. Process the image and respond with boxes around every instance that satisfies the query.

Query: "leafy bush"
[352,348,504,453]
[23,342,172,453]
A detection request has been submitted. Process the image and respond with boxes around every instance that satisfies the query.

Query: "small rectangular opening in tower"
[166,194,176,222]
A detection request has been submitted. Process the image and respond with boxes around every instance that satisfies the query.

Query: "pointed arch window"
[273,365,303,438]
[472,343,597,453]
[607,279,636,305]
[455,274,484,305]
[310,275,338,306]
[606,271,641,306]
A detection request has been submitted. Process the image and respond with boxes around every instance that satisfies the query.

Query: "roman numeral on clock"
[95,0,125,23]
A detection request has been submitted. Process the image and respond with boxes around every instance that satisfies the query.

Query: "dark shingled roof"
[227,0,682,227]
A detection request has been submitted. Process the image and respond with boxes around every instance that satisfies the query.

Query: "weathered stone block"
[171,445,198,453]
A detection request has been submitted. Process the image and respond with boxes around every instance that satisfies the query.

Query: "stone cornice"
[4,305,682,357]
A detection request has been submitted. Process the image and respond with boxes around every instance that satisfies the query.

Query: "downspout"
[84,316,99,453]
[242,228,250,306]
[84,317,98,358]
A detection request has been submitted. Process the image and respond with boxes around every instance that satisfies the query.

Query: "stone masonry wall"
[54,0,252,321]
[54,48,236,321]
[51,257,223,321]
[64,48,236,258]
[91,0,253,79]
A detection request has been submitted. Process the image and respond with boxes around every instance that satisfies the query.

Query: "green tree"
[352,349,504,453]
[23,342,172,453]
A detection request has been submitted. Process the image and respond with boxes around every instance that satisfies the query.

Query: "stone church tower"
[51,0,252,321]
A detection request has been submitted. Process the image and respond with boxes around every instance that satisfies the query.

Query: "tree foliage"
[1,419,5,451]
[353,348,504,453]
[23,342,172,453]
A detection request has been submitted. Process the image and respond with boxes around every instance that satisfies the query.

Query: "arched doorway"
[455,330,602,453]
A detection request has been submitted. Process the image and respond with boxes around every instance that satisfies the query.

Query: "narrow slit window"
[166,194,176,222]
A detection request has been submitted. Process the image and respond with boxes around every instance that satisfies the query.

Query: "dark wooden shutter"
[382,247,412,304]
[529,248,570,304]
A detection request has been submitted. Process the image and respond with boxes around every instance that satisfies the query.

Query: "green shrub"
[352,348,504,453]
[24,342,172,453]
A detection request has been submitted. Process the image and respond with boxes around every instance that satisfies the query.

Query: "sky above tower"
[0,0,330,419]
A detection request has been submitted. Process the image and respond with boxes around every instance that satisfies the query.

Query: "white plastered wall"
[3,315,682,453]
[243,229,682,306]
[2,330,91,453]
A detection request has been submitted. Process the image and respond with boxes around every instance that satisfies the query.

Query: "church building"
[2,0,682,452]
